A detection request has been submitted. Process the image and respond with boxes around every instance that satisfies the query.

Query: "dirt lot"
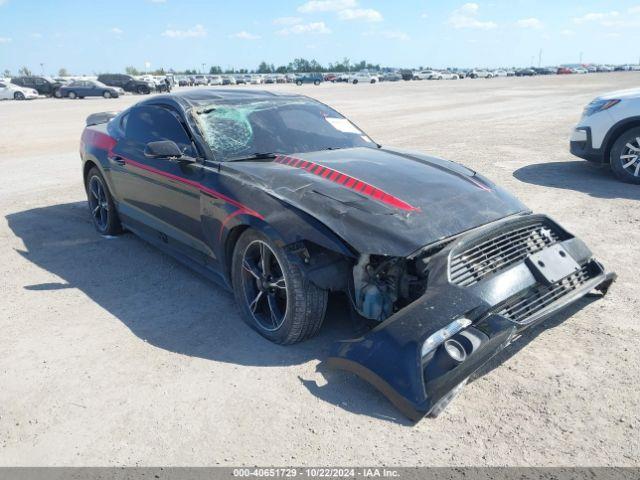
[0,73,638,466]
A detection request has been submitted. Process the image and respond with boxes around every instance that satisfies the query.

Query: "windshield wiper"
[226,152,280,162]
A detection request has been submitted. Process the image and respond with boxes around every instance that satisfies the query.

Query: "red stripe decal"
[274,155,419,212]
[124,158,264,221]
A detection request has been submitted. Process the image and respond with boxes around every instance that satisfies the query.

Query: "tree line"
[3,58,382,79]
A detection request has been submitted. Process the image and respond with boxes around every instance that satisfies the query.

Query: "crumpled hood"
[226,147,528,256]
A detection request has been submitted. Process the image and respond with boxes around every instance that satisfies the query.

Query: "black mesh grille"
[497,263,596,324]
[449,222,562,287]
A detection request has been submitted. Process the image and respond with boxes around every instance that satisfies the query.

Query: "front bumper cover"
[570,127,605,163]
[328,214,616,421]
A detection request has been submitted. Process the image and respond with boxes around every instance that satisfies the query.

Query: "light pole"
[40,63,44,75]
[201,63,206,74]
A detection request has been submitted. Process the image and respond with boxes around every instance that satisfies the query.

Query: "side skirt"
[121,220,231,292]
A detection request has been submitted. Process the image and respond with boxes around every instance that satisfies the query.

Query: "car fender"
[600,115,640,156]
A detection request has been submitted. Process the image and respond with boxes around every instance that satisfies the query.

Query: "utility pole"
[40,63,44,75]
[538,49,542,68]
[201,63,206,74]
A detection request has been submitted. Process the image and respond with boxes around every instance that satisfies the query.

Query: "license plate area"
[526,244,581,285]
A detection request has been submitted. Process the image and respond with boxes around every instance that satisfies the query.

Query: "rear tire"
[231,229,328,344]
[610,126,640,184]
[53,89,62,98]
[85,167,122,235]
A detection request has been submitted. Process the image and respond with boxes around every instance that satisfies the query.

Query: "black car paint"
[11,76,62,96]
[328,214,615,420]
[81,89,614,420]
[97,74,151,94]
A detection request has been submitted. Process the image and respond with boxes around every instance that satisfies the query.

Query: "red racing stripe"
[275,155,419,212]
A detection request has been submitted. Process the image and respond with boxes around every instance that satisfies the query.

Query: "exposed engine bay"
[351,244,449,322]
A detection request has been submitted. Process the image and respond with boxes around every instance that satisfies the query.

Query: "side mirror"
[144,140,195,162]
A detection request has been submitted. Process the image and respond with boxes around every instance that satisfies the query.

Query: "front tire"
[610,126,640,184]
[68,91,77,99]
[103,90,112,98]
[14,92,25,100]
[231,229,328,345]
[85,167,122,235]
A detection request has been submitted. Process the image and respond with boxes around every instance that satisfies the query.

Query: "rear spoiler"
[85,111,119,126]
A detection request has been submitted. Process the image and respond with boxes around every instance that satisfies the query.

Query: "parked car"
[515,69,536,77]
[431,71,459,80]
[399,69,414,81]
[413,70,436,80]
[349,72,379,84]
[572,67,588,74]
[208,75,223,86]
[222,75,237,85]
[97,74,152,94]
[380,72,402,82]
[323,73,338,82]
[193,75,208,86]
[58,80,121,99]
[295,73,323,85]
[467,70,494,79]
[80,89,614,420]
[263,75,276,84]
[0,80,39,100]
[570,87,640,183]
[557,67,573,75]
[11,76,62,97]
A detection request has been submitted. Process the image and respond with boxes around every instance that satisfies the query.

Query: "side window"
[35,78,45,86]
[126,106,194,156]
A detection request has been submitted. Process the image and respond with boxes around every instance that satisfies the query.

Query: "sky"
[0,0,638,75]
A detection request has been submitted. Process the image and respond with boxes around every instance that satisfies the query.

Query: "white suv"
[570,88,640,183]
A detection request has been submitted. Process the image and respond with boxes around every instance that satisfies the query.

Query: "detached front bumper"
[328,214,615,421]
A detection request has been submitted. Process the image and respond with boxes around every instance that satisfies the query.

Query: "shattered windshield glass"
[194,98,375,161]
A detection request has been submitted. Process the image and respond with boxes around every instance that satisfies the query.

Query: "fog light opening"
[444,339,467,363]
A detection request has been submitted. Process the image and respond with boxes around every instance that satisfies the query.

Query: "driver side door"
[111,105,211,263]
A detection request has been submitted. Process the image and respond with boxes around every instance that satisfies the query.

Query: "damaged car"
[80,89,615,420]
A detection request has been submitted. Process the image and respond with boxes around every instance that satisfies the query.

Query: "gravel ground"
[0,73,638,466]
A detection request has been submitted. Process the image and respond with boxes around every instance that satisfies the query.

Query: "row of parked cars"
[0,73,175,101]
[180,64,640,88]
[3,63,640,101]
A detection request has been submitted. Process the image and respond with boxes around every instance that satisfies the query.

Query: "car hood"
[225,147,529,257]
[597,87,640,100]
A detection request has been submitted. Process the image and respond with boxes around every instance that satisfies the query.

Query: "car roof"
[138,88,307,109]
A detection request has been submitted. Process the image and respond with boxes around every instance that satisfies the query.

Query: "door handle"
[108,155,126,166]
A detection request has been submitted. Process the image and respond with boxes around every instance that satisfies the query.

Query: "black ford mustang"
[80,89,615,420]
